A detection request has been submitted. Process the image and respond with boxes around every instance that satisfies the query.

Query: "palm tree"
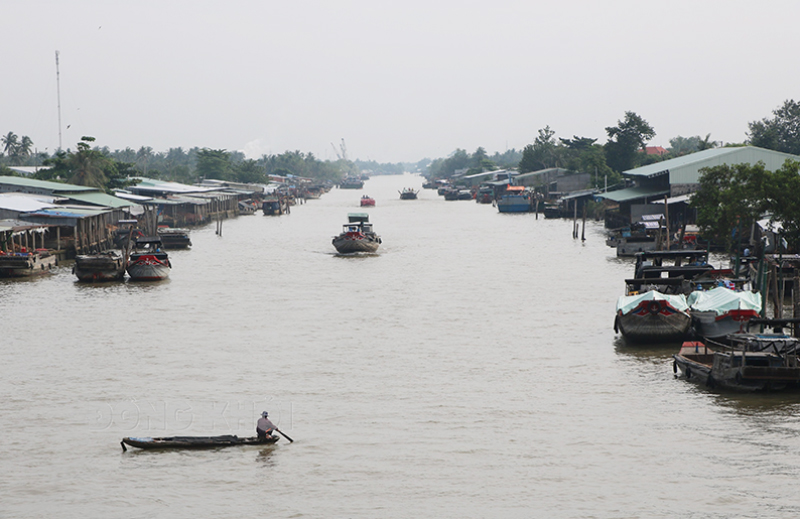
[2,132,19,156]
[67,137,109,189]
[18,136,33,157]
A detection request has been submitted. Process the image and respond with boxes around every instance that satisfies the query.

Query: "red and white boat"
[126,237,171,281]
[360,195,375,207]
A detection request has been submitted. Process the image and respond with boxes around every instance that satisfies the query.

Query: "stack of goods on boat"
[127,236,171,281]
[614,250,714,343]
[399,188,418,200]
[360,195,376,207]
[73,250,126,282]
[0,248,57,278]
[332,213,381,253]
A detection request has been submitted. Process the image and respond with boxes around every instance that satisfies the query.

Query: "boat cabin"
[347,213,370,223]
[634,250,713,280]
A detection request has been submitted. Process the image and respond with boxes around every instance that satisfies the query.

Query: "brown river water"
[2,173,800,518]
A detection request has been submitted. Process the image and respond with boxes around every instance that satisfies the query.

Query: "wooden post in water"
[793,270,800,337]
[664,196,670,250]
[769,263,779,318]
[573,200,578,239]
[581,204,586,242]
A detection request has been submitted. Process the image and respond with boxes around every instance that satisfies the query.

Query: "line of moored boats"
[613,249,800,391]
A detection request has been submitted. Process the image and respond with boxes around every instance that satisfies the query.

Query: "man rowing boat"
[256,411,277,440]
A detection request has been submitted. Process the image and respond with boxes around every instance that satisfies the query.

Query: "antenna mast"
[55,50,62,151]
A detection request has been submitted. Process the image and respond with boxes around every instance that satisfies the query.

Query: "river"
[2,173,800,518]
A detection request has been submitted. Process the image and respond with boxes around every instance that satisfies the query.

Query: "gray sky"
[4,0,799,163]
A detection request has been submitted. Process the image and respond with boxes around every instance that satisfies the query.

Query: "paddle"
[275,428,294,443]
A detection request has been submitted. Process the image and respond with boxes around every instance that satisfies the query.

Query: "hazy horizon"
[3,1,799,163]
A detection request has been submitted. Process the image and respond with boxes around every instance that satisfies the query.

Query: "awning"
[651,194,692,205]
[596,186,669,203]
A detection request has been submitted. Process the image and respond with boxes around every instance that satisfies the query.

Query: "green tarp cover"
[616,291,689,314]
[687,286,762,315]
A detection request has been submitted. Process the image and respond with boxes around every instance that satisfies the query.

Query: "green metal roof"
[0,176,97,193]
[596,185,669,203]
[623,146,800,184]
[64,192,137,208]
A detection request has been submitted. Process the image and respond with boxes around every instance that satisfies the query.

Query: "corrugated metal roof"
[0,219,54,233]
[0,193,57,212]
[596,185,669,203]
[623,146,800,184]
[63,192,137,208]
[25,206,111,218]
[129,178,219,194]
[0,175,97,193]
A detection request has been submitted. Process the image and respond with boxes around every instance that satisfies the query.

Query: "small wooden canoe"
[121,435,278,451]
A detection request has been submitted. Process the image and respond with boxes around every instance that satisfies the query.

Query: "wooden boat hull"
[616,301,691,342]
[674,342,800,391]
[121,435,279,450]
[127,253,171,281]
[332,235,380,253]
[73,252,125,282]
[691,309,759,340]
[157,230,192,249]
[0,253,57,278]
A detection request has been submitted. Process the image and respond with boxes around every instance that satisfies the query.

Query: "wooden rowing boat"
[121,434,279,450]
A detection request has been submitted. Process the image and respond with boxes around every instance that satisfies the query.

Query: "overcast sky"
[3,1,799,163]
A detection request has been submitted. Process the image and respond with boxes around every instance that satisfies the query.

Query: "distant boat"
[121,435,279,451]
[399,188,418,200]
[339,177,364,189]
[360,195,376,207]
[127,237,171,281]
[157,227,192,249]
[332,213,381,253]
[476,186,493,204]
[262,197,287,216]
[73,250,126,282]
[496,186,531,213]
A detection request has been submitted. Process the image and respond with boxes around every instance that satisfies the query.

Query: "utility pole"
[55,50,63,151]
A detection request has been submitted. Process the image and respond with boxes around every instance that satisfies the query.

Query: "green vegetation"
[747,99,800,155]
[36,136,139,193]
[691,160,800,251]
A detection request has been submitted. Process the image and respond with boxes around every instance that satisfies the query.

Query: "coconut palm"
[67,137,109,189]
[2,132,19,156]
[18,136,33,157]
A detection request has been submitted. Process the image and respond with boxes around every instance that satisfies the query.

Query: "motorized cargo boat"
[688,286,762,340]
[673,340,800,391]
[73,250,126,282]
[0,248,57,277]
[399,188,418,200]
[127,237,171,281]
[332,213,381,253]
[496,186,531,213]
[157,227,192,249]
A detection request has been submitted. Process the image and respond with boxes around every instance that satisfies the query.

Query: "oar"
[275,428,294,443]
